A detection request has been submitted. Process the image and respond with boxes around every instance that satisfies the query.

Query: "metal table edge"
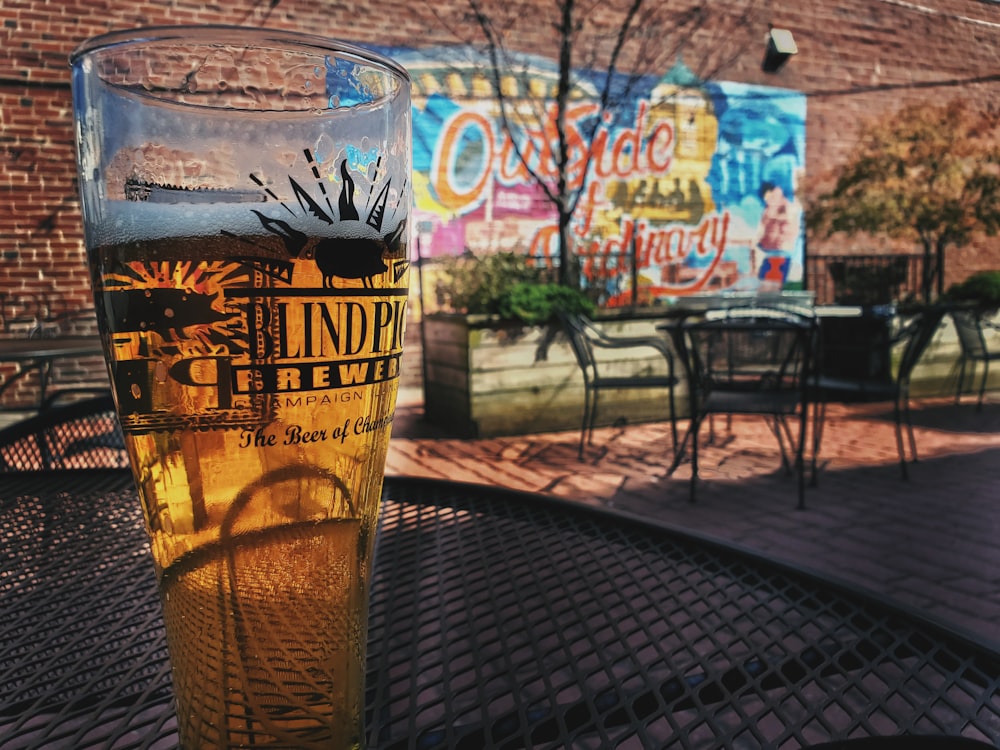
[383,473,1000,662]
[6,468,997,663]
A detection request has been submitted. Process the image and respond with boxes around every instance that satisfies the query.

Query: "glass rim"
[69,24,411,84]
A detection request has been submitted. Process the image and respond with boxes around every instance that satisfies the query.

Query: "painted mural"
[383,46,806,304]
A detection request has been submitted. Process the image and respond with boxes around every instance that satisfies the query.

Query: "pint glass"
[70,27,411,748]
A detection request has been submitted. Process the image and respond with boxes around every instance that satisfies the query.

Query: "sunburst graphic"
[104,260,250,355]
[223,150,409,289]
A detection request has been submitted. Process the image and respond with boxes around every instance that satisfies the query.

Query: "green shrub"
[498,282,596,325]
[437,252,542,316]
[436,252,593,323]
[945,271,1000,309]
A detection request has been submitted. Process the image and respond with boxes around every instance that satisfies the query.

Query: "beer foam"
[95,200,381,245]
[96,201,266,244]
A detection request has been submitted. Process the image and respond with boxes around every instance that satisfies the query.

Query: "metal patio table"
[0,337,104,363]
[0,336,105,406]
[2,471,999,748]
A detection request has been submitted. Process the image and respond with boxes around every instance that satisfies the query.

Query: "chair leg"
[689,413,699,503]
[903,391,918,465]
[668,382,679,452]
[892,396,909,480]
[40,431,56,471]
[668,386,697,475]
[978,359,989,412]
[588,390,600,448]
[956,357,967,405]
[765,415,784,472]
[795,405,808,510]
[770,414,793,475]
[578,388,593,460]
[810,396,827,487]
[666,430,688,475]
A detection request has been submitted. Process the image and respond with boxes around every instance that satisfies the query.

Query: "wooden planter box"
[421,313,680,438]
[420,308,991,438]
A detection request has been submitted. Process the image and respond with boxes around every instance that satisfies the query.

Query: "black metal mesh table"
[2,471,999,748]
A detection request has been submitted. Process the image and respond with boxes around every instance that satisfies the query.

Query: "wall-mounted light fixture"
[762,27,797,72]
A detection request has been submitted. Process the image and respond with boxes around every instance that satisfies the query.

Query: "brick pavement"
[387,392,1000,647]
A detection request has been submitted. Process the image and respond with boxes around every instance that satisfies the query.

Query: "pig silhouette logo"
[101,261,251,354]
[239,152,408,288]
[108,288,228,341]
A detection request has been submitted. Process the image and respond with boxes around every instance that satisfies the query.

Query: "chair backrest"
[557,311,599,382]
[951,310,988,360]
[0,393,128,472]
[685,307,817,395]
[896,307,946,384]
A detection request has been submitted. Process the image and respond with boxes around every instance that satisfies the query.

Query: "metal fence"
[806,253,926,306]
[416,248,932,313]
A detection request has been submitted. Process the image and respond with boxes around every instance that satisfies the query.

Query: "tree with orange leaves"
[809,99,1000,302]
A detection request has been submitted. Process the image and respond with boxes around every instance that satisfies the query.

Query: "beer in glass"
[70,26,411,748]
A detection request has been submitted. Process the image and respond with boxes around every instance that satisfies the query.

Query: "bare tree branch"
[427,0,764,285]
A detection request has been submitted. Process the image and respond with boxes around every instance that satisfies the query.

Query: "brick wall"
[2,0,999,316]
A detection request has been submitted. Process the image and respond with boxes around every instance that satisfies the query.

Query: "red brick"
[2,0,999,410]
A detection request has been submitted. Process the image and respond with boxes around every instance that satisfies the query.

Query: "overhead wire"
[872,0,1000,30]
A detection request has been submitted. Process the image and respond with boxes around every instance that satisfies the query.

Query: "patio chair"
[671,306,817,508]
[811,306,946,481]
[951,309,1000,411]
[0,392,127,471]
[558,311,678,459]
